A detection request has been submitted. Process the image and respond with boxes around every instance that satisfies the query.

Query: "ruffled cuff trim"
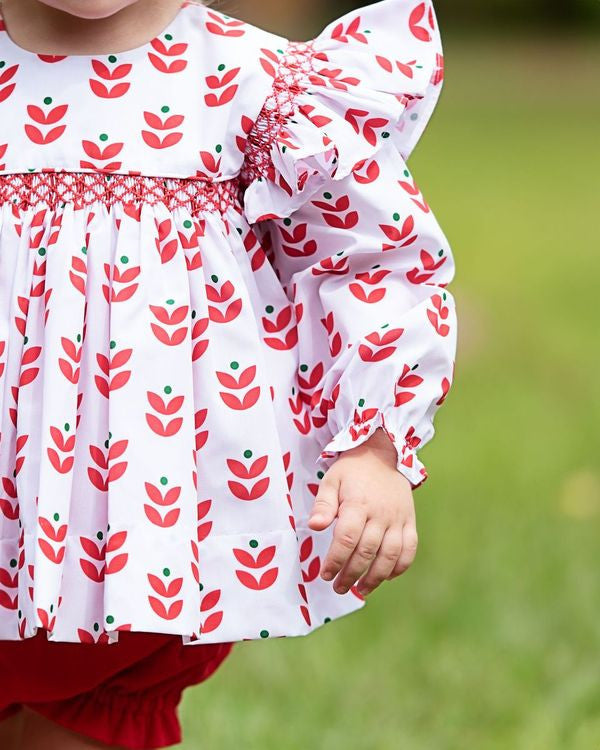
[315,407,428,490]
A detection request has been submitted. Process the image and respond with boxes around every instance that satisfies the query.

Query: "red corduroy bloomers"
[0,632,234,749]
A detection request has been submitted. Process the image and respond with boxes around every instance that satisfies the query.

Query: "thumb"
[308,475,340,530]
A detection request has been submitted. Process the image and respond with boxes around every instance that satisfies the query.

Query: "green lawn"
[178,37,600,750]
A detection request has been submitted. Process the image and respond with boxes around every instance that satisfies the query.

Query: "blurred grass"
[178,37,600,750]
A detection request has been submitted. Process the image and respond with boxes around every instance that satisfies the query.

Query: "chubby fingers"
[351,525,405,596]
[318,504,368,585]
[307,472,340,531]
[331,521,386,594]
[385,523,419,581]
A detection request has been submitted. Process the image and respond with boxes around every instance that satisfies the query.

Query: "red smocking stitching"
[0,172,242,214]
[240,41,315,190]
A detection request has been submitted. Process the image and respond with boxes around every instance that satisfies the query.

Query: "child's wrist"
[342,427,398,468]
[364,427,397,456]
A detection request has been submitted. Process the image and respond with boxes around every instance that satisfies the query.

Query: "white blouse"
[0,0,457,644]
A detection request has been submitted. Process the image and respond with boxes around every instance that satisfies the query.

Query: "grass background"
[178,34,600,750]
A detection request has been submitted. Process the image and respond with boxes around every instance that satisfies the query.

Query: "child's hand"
[308,427,417,597]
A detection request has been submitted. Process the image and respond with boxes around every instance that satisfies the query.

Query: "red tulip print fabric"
[0,0,457,646]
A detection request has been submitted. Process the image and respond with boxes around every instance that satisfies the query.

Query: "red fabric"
[0,631,234,749]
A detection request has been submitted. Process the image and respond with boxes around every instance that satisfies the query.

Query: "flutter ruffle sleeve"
[241,0,457,490]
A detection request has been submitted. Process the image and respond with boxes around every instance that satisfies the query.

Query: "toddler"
[0,0,457,747]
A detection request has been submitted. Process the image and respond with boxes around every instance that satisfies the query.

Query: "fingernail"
[321,570,333,581]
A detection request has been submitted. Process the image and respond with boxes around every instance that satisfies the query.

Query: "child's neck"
[0,0,185,56]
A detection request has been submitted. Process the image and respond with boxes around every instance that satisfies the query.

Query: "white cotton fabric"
[0,0,457,644]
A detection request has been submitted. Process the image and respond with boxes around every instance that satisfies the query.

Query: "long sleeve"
[240,0,457,490]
